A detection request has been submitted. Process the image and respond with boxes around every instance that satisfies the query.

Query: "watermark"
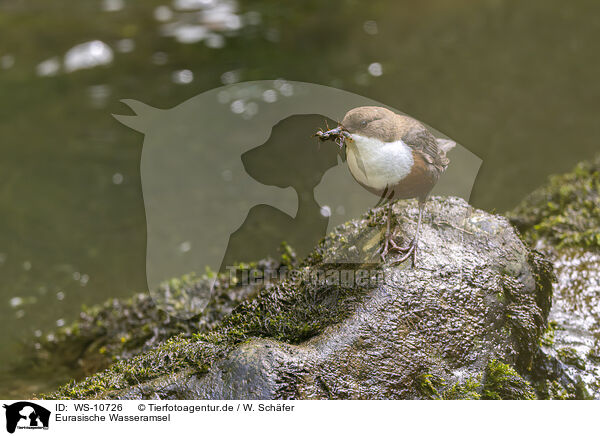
[226,265,387,288]
[114,80,482,318]
[3,402,51,434]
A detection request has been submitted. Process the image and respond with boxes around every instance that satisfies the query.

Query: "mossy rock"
[481,360,536,400]
[530,249,600,399]
[19,260,280,383]
[509,154,600,399]
[43,197,552,400]
[508,153,600,250]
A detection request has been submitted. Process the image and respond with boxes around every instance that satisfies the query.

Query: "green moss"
[481,360,536,400]
[45,334,225,399]
[540,321,558,347]
[278,241,297,268]
[508,154,600,249]
[43,256,378,398]
[417,373,444,399]
[587,344,600,362]
[214,266,375,344]
[527,249,555,319]
[546,380,574,400]
[497,251,554,373]
[417,375,483,400]
[442,377,482,400]
[556,347,586,370]
[535,378,590,400]
[24,262,267,397]
[417,372,483,400]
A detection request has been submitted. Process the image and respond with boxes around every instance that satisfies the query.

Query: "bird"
[315,106,455,264]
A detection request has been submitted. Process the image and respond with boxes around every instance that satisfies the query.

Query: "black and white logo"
[3,402,50,434]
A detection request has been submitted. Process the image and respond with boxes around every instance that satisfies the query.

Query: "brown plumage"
[316,106,456,264]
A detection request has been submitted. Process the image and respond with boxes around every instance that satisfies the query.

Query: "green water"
[1,0,599,396]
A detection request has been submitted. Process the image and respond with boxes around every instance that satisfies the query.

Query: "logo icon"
[3,402,50,434]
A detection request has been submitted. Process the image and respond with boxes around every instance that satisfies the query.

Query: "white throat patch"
[345,134,414,191]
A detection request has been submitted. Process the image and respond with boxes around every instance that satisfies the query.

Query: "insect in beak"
[314,125,349,148]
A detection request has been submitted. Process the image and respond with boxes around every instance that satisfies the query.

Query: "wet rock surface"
[44,197,552,400]
[537,251,600,398]
[510,154,600,399]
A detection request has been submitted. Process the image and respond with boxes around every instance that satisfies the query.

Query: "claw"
[378,201,425,266]
[378,232,416,263]
[391,241,417,265]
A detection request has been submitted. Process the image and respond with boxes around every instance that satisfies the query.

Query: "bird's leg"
[379,204,412,259]
[378,205,395,261]
[394,200,425,264]
[379,201,426,264]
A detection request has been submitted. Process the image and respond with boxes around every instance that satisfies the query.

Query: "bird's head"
[315,106,400,147]
[340,106,399,142]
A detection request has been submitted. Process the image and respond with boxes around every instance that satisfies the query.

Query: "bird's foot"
[378,232,417,264]
[391,241,417,265]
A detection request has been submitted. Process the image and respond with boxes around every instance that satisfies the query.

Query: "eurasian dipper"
[316,106,455,264]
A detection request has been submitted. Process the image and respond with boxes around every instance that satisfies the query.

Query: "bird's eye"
[360,120,368,127]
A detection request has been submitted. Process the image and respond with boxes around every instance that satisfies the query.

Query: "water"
[1,0,599,396]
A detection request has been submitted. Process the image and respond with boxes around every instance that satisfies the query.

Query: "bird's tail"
[436,138,456,153]
[435,138,456,170]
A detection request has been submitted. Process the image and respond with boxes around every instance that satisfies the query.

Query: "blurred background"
[1,0,598,396]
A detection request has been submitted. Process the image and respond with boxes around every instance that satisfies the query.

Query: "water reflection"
[220,70,240,84]
[36,58,60,77]
[64,40,114,73]
[363,20,379,35]
[0,54,15,69]
[368,62,383,77]
[172,69,194,84]
[159,0,248,47]
[152,51,169,65]
[87,85,111,108]
[115,39,135,53]
[101,0,124,12]
[112,173,124,185]
[216,80,295,119]
[154,6,174,22]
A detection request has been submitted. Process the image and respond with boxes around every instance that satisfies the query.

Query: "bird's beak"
[315,125,350,148]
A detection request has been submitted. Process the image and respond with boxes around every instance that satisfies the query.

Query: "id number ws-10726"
[73,403,123,412]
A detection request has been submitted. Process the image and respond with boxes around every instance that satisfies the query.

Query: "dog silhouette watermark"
[114,80,481,318]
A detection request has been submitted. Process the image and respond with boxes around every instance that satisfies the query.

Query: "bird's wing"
[402,127,449,171]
